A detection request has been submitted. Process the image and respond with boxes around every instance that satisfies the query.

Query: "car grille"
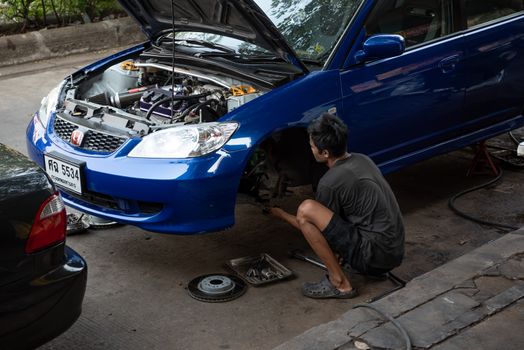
[53,116,127,153]
[63,189,163,215]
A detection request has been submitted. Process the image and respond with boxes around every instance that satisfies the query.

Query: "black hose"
[353,303,411,350]
[448,168,520,231]
[486,144,514,152]
[508,131,522,145]
[179,99,219,121]
[145,97,171,120]
[145,91,215,120]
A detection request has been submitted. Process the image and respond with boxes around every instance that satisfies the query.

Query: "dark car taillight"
[25,193,66,254]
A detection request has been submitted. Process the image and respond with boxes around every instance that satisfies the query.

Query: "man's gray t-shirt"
[316,153,404,271]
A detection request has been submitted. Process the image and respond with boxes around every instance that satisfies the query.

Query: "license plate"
[44,153,84,194]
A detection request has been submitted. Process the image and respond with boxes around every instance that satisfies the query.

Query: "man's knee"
[297,199,318,225]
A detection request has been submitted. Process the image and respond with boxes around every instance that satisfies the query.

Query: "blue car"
[26,0,524,234]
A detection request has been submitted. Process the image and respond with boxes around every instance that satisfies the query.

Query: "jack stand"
[467,140,499,177]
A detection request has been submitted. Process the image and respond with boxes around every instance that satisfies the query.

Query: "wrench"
[288,249,327,270]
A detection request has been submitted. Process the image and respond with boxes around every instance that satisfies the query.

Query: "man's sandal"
[302,275,358,299]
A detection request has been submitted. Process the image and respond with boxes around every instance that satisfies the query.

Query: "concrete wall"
[0,17,146,67]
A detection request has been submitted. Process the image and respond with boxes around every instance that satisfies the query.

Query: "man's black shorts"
[322,213,389,276]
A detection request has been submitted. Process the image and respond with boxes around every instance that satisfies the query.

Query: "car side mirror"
[354,34,405,64]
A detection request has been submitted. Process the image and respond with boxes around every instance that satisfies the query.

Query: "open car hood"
[117,0,307,71]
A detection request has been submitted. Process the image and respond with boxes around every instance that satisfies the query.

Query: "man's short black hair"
[307,113,348,157]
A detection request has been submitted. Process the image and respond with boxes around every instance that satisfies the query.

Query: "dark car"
[26,0,524,234]
[0,143,87,350]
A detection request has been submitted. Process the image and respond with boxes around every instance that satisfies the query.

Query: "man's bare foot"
[329,275,353,293]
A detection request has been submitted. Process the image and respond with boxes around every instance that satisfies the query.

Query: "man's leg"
[296,199,353,292]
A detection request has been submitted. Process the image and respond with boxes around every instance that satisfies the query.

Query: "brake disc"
[85,215,120,229]
[187,274,247,303]
[66,213,90,235]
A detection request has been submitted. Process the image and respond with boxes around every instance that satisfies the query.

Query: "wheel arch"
[236,125,327,201]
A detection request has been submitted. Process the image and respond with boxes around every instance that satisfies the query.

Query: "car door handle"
[438,55,460,74]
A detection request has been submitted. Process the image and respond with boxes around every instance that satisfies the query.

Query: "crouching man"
[271,113,405,299]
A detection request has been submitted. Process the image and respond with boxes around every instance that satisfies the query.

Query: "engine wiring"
[145,91,217,121]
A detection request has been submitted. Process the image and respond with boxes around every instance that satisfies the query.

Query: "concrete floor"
[432,299,524,350]
[1,52,523,349]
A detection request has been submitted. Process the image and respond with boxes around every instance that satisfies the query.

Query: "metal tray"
[226,253,293,286]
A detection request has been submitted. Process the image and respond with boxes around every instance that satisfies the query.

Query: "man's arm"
[269,207,301,230]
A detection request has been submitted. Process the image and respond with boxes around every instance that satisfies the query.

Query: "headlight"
[37,81,65,126]
[128,122,239,158]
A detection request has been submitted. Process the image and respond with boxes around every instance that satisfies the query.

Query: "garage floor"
[36,150,523,350]
[1,53,523,350]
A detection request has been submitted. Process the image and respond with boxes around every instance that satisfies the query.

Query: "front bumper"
[0,246,87,350]
[27,116,247,234]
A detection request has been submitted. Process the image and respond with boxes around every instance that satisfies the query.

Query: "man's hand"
[268,206,286,220]
[265,206,301,230]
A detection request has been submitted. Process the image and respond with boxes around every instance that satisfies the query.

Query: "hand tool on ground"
[289,248,407,302]
[288,249,327,270]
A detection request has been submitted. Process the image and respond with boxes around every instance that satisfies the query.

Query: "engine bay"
[83,60,265,122]
[54,43,275,151]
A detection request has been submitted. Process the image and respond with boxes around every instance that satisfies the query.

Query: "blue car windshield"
[255,0,363,61]
[176,0,363,63]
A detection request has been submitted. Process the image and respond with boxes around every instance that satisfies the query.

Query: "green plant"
[0,0,123,32]
[2,0,38,30]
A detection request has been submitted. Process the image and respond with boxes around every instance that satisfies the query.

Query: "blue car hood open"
[117,0,307,72]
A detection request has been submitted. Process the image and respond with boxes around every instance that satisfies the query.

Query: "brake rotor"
[66,213,90,235]
[188,274,246,303]
[85,214,120,229]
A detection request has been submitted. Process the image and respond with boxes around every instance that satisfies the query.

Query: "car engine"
[80,59,263,124]
[52,48,265,154]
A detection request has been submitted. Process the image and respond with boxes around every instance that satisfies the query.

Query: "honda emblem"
[70,129,84,146]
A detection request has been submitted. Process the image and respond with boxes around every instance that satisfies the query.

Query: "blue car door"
[460,0,524,132]
[338,0,465,171]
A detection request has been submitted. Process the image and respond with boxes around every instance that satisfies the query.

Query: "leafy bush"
[1,0,124,32]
